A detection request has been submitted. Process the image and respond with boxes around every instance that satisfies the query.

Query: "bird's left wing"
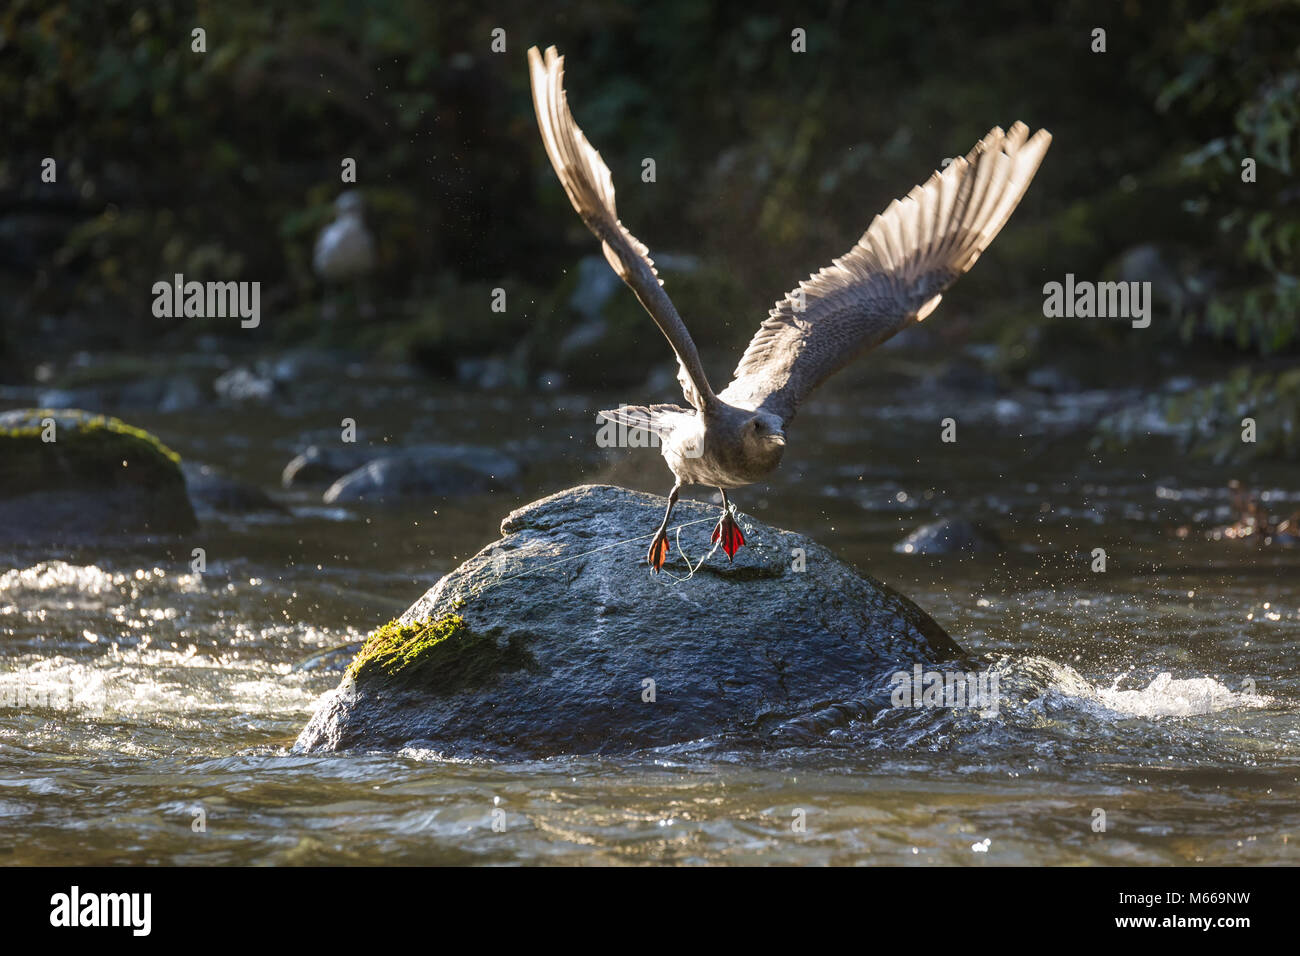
[528,45,715,411]
[719,123,1051,425]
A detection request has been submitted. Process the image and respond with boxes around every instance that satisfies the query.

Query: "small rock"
[214,367,280,404]
[323,445,521,504]
[556,318,608,362]
[1114,243,1185,311]
[567,255,622,320]
[894,517,1003,555]
[1026,366,1081,393]
[182,463,286,515]
[281,445,375,488]
[935,362,1001,394]
[454,356,516,391]
[155,375,206,412]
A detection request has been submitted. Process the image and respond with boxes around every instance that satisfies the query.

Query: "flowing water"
[2,354,1297,865]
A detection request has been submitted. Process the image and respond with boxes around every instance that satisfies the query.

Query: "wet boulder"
[0,408,197,545]
[296,484,963,757]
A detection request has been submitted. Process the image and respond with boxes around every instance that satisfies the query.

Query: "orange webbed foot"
[647,531,670,572]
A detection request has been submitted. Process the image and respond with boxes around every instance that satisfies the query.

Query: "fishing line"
[658,501,749,584]
[657,523,722,585]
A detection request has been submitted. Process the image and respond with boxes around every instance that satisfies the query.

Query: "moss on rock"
[343,606,539,697]
[0,407,196,541]
[347,613,470,681]
[0,408,183,494]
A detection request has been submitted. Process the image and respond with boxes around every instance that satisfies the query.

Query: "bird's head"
[334,191,366,216]
[742,412,787,469]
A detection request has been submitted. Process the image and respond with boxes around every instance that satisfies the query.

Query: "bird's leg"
[711,488,746,561]
[320,292,339,324]
[358,277,377,319]
[647,481,681,572]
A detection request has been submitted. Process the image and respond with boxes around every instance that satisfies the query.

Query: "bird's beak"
[768,433,786,447]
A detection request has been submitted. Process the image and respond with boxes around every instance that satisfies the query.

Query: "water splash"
[1094,671,1269,718]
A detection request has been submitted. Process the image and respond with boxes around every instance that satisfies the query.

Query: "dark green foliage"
[1149,0,1300,354]
[1168,366,1300,461]
[1,0,1295,455]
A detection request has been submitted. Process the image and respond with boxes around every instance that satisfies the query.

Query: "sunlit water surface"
[2,363,1297,864]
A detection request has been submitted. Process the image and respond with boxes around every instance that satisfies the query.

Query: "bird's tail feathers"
[596,403,685,439]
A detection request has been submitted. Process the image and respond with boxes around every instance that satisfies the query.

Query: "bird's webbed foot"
[647,529,670,572]
[711,509,746,561]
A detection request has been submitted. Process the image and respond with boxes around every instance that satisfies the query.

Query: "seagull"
[527,45,1051,572]
[314,190,376,320]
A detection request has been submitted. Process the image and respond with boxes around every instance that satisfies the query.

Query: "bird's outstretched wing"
[528,45,715,411]
[719,123,1051,424]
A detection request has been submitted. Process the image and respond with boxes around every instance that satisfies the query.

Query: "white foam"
[1094,672,1269,717]
[985,656,1270,719]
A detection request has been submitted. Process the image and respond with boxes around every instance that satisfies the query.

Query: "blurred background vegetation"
[0,0,1296,458]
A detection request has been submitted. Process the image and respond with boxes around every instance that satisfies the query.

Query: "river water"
[2,354,1296,864]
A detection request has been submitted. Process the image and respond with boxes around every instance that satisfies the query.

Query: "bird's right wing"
[720,123,1051,425]
[528,45,715,411]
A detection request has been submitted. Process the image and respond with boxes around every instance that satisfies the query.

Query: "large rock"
[0,408,196,544]
[296,484,963,757]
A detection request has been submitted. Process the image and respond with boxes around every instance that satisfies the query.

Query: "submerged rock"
[182,462,286,516]
[0,408,196,544]
[323,445,521,504]
[281,444,374,488]
[567,254,622,320]
[296,484,963,757]
[37,374,207,413]
[895,517,1004,555]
